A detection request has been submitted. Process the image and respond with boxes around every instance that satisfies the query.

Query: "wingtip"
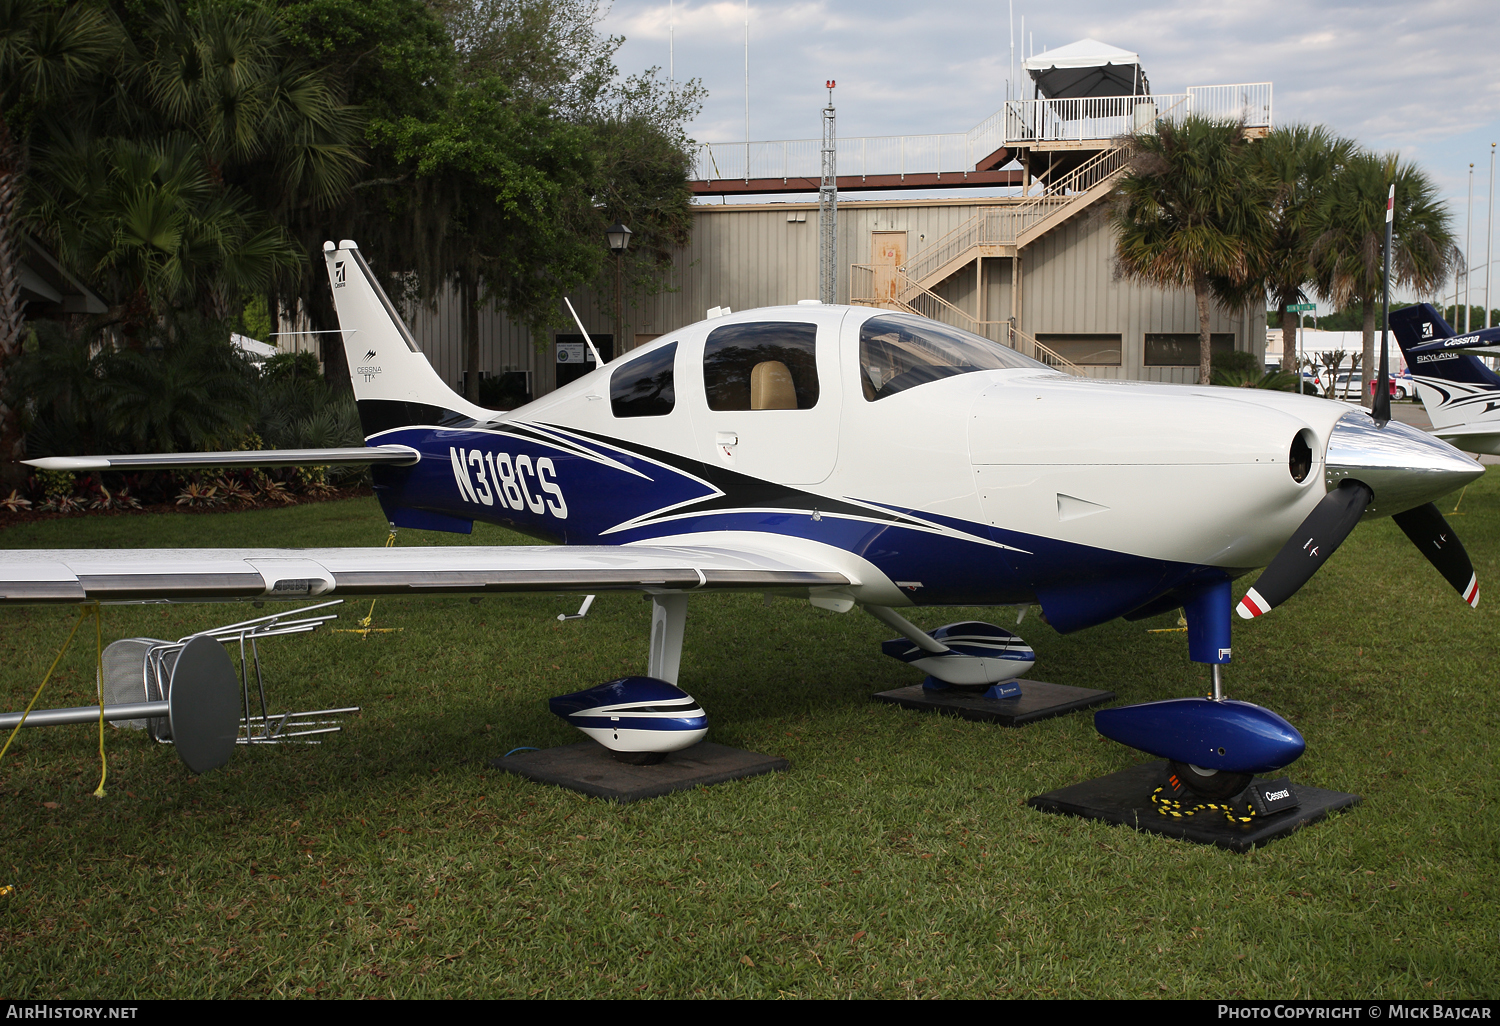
[23,457,110,471]
[1463,573,1479,608]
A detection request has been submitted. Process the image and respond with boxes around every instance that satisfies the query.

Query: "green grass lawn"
[0,484,1496,999]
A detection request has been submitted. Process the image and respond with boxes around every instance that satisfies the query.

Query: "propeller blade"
[1391,502,1480,608]
[1237,481,1374,618]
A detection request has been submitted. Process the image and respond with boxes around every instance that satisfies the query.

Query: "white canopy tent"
[1023,38,1149,100]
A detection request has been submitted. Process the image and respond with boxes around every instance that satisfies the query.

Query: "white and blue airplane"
[1392,303,1500,456]
[5,241,1485,794]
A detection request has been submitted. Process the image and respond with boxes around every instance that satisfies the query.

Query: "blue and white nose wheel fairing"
[549,676,708,763]
[1092,578,1305,799]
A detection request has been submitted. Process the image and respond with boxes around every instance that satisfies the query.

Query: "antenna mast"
[820,81,838,305]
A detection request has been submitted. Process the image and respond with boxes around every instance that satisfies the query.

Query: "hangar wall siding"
[391,196,1263,398]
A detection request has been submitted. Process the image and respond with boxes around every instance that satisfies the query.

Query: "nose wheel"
[1167,759,1254,800]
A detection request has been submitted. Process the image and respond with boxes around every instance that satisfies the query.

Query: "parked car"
[1329,371,1410,401]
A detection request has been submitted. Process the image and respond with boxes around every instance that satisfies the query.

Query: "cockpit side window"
[611,342,677,417]
[859,312,1049,400]
[703,322,819,411]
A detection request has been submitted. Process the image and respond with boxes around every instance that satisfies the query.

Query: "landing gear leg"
[648,594,688,685]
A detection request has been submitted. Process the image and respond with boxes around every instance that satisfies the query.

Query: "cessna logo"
[1263,788,1290,801]
[1422,322,1435,338]
[334,261,346,288]
[364,349,377,360]
[356,365,381,382]
[449,447,567,518]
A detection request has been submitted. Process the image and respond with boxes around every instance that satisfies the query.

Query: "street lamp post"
[606,222,632,355]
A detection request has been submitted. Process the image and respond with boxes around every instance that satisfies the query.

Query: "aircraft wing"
[0,544,851,604]
[1429,423,1500,456]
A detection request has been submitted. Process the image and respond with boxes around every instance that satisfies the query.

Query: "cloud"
[602,0,1500,205]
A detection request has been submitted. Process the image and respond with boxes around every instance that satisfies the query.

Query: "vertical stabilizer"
[1390,303,1500,450]
[322,241,493,437]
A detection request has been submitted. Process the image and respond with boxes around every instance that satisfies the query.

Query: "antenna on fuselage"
[563,297,605,368]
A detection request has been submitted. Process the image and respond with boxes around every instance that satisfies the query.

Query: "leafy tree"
[1252,124,1355,368]
[270,0,703,399]
[1312,151,1455,406]
[0,0,120,478]
[94,315,258,452]
[30,132,305,328]
[1112,117,1272,385]
[1440,304,1498,331]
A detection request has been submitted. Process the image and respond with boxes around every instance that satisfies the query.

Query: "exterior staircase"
[850,143,1128,369]
[847,264,1085,375]
[901,142,1129,290]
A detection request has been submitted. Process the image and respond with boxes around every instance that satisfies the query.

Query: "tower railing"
[691,84,1269,184]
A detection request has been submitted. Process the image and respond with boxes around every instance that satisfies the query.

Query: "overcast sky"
[601,0,1500,290]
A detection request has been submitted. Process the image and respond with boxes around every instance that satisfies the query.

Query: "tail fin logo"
[334,261,347,288]
[364,349,377,360]
[1423,321,1434,338]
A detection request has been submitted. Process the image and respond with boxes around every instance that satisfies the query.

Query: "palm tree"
[29,132,304,331]
[1251,124,1355,375]
[1313,151,1456,407]
[1112,116,1273,385]
[137,2,363,218]
[0,0,120,479]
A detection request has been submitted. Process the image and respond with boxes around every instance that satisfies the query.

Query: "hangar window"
[1144,333,1237,366]
[859,312,1048,400]
[611,342,677,417]
[1036,333,1123,366]
[703,322,819,411]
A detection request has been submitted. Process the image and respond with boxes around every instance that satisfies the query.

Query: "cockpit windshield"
[859,312,1050,401]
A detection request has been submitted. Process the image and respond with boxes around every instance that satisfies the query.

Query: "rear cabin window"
[610,342,677,417]
[703,322,819,411]
[859,312,1048,400]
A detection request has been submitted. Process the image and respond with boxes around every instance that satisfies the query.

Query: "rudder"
[322,240,494,439]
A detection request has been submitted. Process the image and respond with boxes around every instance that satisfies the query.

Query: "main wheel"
[1167,759,1253,800]
[610,749,666,765]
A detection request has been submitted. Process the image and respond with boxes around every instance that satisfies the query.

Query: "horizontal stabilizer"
[24,445,421,472]
[1430,424,1500,456]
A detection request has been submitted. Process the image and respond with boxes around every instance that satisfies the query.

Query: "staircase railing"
[901,93,1197,288]
[1007,323,1085,376]
[850,265,1085,376]
[902,144,1129,287]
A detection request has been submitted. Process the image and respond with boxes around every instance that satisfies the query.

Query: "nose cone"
[1325,411,1484,516]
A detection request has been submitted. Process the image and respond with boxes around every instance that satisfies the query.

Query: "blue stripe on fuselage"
[369,424,1230,630]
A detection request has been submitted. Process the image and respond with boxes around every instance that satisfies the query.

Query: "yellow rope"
[0,606,91,766]
[361,529,398,625]
[1151,785,1256,825]
[333,528,403,640]
[92,603,106,799]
